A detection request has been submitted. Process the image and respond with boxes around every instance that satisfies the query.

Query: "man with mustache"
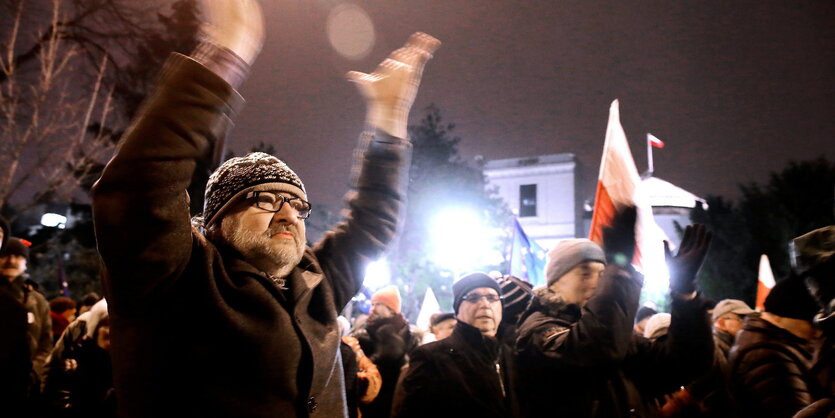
[91,0,439,415]
[391,273,520,417]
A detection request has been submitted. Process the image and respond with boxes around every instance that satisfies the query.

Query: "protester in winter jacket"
[729,273,823,418]
[0,237,52,390]
[391,272,520,418]
[353,285,422,418]
[91,1,439,414]
[516,209,714,418]
[0,219,33,416]
[43,315,115,417]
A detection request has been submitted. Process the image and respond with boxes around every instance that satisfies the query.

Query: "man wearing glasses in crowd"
[392,273,520,417]
[91,0,439,415]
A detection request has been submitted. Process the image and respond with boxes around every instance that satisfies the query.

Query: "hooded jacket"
[92,54,411,417]
[516,266,713,418]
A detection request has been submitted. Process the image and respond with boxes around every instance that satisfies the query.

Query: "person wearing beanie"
[729,273,823,418]
[90,2,440,414]
[352,284,421,418]
[516,210,715,418]
[0,237,53,393]
[496,275,532,341]
[392,272,520,417]
[0,225,42,412]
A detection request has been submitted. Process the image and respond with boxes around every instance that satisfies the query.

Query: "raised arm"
[314,33,440,308]
[91,0,263,310]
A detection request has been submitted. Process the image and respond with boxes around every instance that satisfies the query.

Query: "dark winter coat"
[516,266,714,418]
[728,315,819,418]
[391,321,519,418]
[92,54,411,417]
[2,275,52,385]
[353,314,421,418]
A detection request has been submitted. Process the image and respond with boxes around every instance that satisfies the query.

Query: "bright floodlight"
[363,258,391,291]
[41,213,67,229]
[430,207,503,274]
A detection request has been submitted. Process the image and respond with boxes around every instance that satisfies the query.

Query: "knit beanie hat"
[497,275,533,320]
[545,239,606,287]
[453,272,502,314]
[371,285,401,314]
[764,274,820,321]
[0,237,30,261]
[643,313,672,340]
[792,226,834,276]
[203,152,307,227]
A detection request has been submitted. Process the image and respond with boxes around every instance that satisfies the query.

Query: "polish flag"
[589,100,665,274]
[755,254,776,310]
[647,133,665,148]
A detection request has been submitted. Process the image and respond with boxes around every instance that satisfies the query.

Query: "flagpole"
[646,133,654,176]
[508,218,518,275]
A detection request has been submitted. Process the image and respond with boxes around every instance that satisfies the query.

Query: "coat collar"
[530,286,582,323]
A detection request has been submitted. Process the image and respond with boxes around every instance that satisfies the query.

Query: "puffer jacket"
[516,266,713,418]
[728,315,820,418]
[92,54,411,417]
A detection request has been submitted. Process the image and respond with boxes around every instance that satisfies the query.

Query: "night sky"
[230,0,834,211]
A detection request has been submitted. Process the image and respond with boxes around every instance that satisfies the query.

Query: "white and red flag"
[755,254,776,310]
[647,133,665,148]
[589,100,666,282]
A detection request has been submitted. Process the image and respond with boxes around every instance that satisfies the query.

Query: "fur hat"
[792,226,834,276]
[764,275,820,321]
[203,152,306,227]
[545,239,606,287]
[0,237,30,261]
[371,285,401,314]
[453,272,501,314]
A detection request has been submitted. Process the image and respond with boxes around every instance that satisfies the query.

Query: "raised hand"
[200,0,265,65]
[666,224,712,295]
[347,32,441,138]
[602,206,638,267]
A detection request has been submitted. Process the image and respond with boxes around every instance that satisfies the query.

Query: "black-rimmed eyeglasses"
[245,191,312,219]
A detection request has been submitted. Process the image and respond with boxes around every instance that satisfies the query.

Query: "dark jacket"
[2,275,52,386]
[516,266,714,418]
[728,315,819,418]
[391,321,519,418]
[92,54,411,417]
[353,314,421,418]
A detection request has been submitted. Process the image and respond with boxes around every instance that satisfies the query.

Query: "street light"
[430,207,504,276]
[40,213,67,229]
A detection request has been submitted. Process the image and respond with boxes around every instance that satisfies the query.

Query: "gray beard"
[219,217,305,278]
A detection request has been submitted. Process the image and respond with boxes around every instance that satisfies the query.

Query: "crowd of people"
[1,0,834,417]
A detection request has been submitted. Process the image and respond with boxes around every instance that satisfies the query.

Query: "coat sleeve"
[628,296,714,397]
[32,292,53,381]
[517,266,643,369]
[91,54,243,312]
[390,347,438,418]
[312,131,412,310]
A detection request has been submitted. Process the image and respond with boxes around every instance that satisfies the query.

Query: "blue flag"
[509,218,547,286]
